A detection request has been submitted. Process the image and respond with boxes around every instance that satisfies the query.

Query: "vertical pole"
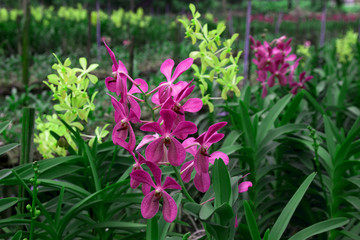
[96,0,101,61]
[320,6,327,47]
[21,0,30,88]
[275,12,283,34]
[243,0,252,83]
[87,5,91,60]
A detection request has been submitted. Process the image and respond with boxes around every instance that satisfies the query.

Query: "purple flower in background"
[290,72,313,95]
[130,162,181,222]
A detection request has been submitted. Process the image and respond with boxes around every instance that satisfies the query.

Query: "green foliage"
[179,4,242,112]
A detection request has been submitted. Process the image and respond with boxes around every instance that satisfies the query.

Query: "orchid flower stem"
[172,166,195,203]
[200,197,214,205]
[105,145,118,185]
[119,71,156,121]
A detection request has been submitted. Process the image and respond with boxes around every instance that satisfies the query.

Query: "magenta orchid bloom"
[268,62,290,86]
[180,137,229,188]
[130,162,181,223]
[180,122,228,192]
[129,152,147,189]
[239,181,253,193]
[135,133,160,152]
[149,58,194,105]
[104,41,129,99]
[110,94,139,152]
[290,72,313,95]
[140,109,197,166]
[162,80,203,137]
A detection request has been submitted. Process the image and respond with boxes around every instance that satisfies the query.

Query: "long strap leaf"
[268,172,316,240]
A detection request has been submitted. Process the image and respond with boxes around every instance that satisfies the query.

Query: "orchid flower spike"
[130,162,181,222]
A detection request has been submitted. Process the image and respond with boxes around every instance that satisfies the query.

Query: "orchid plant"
[103,41,252,238]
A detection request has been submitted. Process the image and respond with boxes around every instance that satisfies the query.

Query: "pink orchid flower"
[130,161,181,223]
[129,152,146,189]
[180,137,229,192]
[140,109,197,166]
[268,62,290,86]
[110,94,139,152]
[180,122,228,192]
[135,133,160,152]
[162,80,203,137]
[149,58,194,105]
[290,72,313,95]
[104,41,141,101]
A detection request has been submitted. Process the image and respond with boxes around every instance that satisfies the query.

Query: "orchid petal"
[146,161,162,187]
[268,74,275,87]
[238,181,253,193]
[160,110,176,134]
[204,122,227,142]
[141,191,159,219]
[128,78,148,94]
[182,137,198,156]
[209,151,229,165]
[105,77,116,92]
[206,133,224,146]
[194,172,210,193]
[128,98,141,120]
[167,137,186,166]
[140,122,163,135]
[145,137,166,164]
[172,121,197,140]
[127,124,136,152]
[161,59,175,82]
[103,41,118,69]
[130,169,156,188]
[171,58,194,82]
[182,98,203,112]
[194,150,209,174]
[163,176,182,190]
[180,161,194,183]
[162,191,178,223]
[136,134,159,151]
[142,183,151,196]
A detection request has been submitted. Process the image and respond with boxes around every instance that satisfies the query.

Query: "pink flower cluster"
[103,42,236,223]
[251,36,313,97]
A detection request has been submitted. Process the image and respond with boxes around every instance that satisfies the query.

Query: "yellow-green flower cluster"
[110,8,151,29]
[178,4,242,112]
[35,55,108,158]
[336,30,358,63]
[58,4,86,22]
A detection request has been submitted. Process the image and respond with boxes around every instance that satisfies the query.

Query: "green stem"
[172,166,195,203]
[29,164,39,240]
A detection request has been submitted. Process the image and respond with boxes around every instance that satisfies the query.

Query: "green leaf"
[268,172,316,240]
[146,217,158,240]
[189,3,196,15]
[288,218,349,240]
[0,143,19,156]
[84,143,101,192]
[214,203,234,226]
[280,91,304,125]
[39,179,90,197]
[11,231,22,240]
[79,58,87,69]
[91,221,146,231]
[0,197,18,213]
[0,121,10,133]
[244,201,261,240]
[213,159,231,208]
[159,193,182,240]
[257,94,292,144]
[199,201,214,220]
